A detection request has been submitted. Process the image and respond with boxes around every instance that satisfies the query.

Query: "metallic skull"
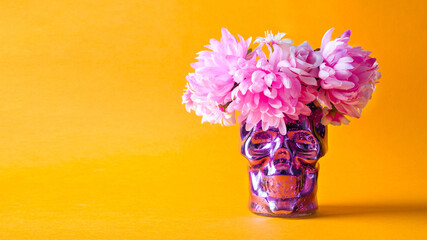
[240,103,327,217]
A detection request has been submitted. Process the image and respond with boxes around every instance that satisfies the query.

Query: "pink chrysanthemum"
[183,28,381,130]
[182,28,252,125]
[183,78,236,126]
[228,41,320,134]
[317,28,381,125]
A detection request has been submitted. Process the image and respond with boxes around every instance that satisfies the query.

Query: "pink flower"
[183,28,381,130]
[182,28,252,125]
[278,41,322,102]
[228,44,316,134]
[254,31,293,46]
[183,73,237,126]
[182,83,194,113]
[317,28,381,125]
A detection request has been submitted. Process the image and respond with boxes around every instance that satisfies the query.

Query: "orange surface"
[0,0,426,239]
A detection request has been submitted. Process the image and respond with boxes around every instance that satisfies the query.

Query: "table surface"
[1,155,426,240]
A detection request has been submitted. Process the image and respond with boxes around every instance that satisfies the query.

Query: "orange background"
[0,0,426,239]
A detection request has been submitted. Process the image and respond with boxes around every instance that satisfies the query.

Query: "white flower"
[254,30,293,45]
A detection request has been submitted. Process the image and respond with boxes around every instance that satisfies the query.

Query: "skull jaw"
[249,189,318,217]
[248,168,319,217]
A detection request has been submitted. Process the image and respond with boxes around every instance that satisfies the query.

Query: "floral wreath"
[182,28,381,134]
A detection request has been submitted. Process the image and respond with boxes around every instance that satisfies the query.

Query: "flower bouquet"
[182,28,380,217]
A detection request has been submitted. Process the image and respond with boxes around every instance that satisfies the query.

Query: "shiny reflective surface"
[240,102,328,217]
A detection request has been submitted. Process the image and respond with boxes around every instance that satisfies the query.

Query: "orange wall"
[0,0,426,239]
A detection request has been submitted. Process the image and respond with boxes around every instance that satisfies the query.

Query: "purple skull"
[240,102,327,217]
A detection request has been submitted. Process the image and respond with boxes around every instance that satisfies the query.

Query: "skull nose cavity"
[274,149,290,160]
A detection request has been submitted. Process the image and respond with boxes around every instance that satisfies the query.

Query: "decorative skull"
[240,103,327,217]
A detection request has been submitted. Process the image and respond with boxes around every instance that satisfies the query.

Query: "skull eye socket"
[248,142,273,158]
[287,130,319,159]
[245,130,277,163]
[251,131,277,144]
